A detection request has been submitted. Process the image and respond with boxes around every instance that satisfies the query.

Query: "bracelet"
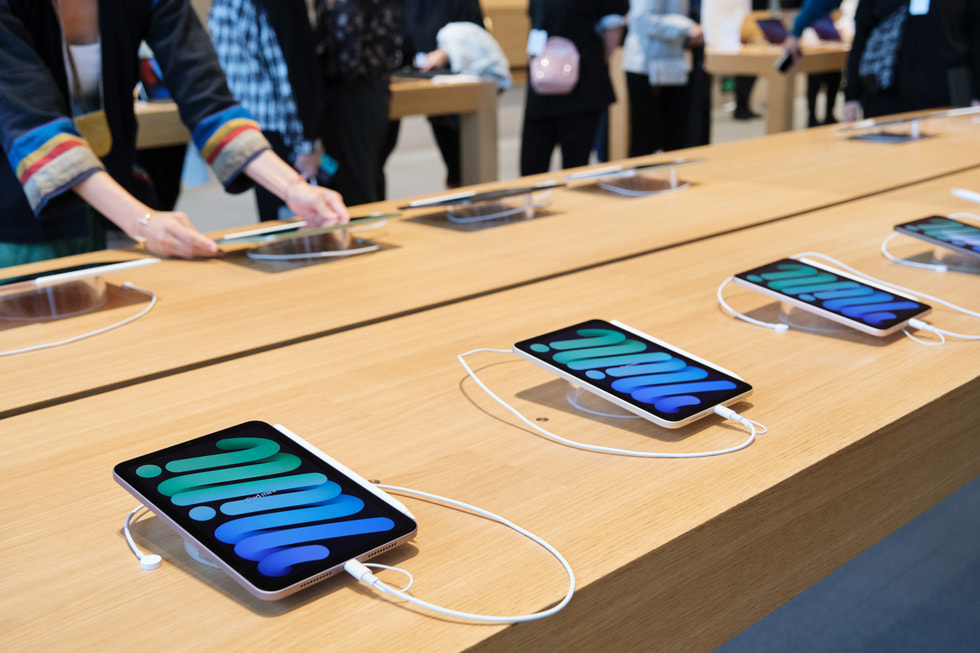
[138,210,157,227]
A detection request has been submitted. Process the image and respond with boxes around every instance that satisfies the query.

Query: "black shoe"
[733,107,761,120]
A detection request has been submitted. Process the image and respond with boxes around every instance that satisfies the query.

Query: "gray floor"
[175,82,979,651]
[716,476,980,652]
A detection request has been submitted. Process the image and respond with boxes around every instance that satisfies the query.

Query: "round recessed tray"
[933,248,980,273]
[597,172,690,197]
[247,231,379,261]
[565,382,640,419]
[0,277,107,321]
[778,303,851,334]
[445,194,535,224]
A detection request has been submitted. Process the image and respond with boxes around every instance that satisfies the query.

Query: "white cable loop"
[346,483,575,623]
[457,348,764,459]
[716,276,789,333]
[0,283,157,357]
[880,232,948,272]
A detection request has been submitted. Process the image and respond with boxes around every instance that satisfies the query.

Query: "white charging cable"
[124,484,575,623]
[880,212,980,272]
[124,505,162,570]
[345,482,575,623]
[716,276,790,334]
[457,349,765,459]
[0,282,157,357]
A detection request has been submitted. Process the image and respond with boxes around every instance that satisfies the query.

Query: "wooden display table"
[705,43,850,133]
[3,181,977,650]
[136,76,499,186]
[4,115,980,417]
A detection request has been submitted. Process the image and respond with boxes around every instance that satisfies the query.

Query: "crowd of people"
[1,0,977,268]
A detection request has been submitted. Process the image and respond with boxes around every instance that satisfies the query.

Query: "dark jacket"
[0,0,267,243]
[524,0,629,118]
[845,0,980,116]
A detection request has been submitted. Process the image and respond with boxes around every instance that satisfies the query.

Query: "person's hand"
[293,151,321,180]
[285,181,350,227]
[688,23,704,47]
[782,36,802,63]
[138,211,221,259]
[420,49,450,72]
[843,100,862,122]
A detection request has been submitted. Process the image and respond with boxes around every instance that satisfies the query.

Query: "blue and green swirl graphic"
[741,262,923,327]
[528,327,737,414]
[136,437,395,578]
[903,217,980,254]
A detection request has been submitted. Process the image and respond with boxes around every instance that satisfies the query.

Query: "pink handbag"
[529,37,580,95]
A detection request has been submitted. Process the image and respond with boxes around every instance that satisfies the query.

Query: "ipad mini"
[513,319,752,428]
[114,421,417,600]
[733,257,932,336]
[894,216,980,259]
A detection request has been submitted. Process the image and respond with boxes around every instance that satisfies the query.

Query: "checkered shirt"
[209,0,315,155]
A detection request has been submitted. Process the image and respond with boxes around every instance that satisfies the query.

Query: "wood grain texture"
[3,183,977,650]
[5,118,980,415]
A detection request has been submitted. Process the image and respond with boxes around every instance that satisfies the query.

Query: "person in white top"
[621,0,704,155]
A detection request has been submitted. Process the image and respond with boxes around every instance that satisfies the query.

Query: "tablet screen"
[514,319,751,423]
[895,216,980,258]
[114,422,417,595]
[734,259,931,330]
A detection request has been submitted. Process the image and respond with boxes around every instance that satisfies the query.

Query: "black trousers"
[383,114,463,189]
[626,72,691,156]
[520,111,601,176]
[321,80,391,206]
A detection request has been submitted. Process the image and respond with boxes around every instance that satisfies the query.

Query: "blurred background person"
[520,0,628,175]
[382,0,484,191]
[210,0,326,221]
[315,0,402,206]
[622,0,705,155]
[843,0,980,121]
[781,0,844,126]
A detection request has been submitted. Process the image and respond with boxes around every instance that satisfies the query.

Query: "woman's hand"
[138,211,222,260]
[284,181,350,227]
[420,49,450,71]
[842,100,862,122]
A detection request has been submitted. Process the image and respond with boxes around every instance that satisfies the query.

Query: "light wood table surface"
[4,116,980,417]
[3,177,977,651]
[705,43,850,134]
[137,76,499,186]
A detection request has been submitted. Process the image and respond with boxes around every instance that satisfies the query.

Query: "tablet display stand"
[848,119,926,143]
[778,303,851,334]
[247,230,379,262]
[565,382,639,419]
[444,192,535,224]
[184,540,220,569]
[597,165,690,197]
[0,277,107,321]
[933,248,980,273]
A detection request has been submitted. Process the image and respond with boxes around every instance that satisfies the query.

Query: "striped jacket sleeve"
[0,6,105,216]
[145,0,270,191]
